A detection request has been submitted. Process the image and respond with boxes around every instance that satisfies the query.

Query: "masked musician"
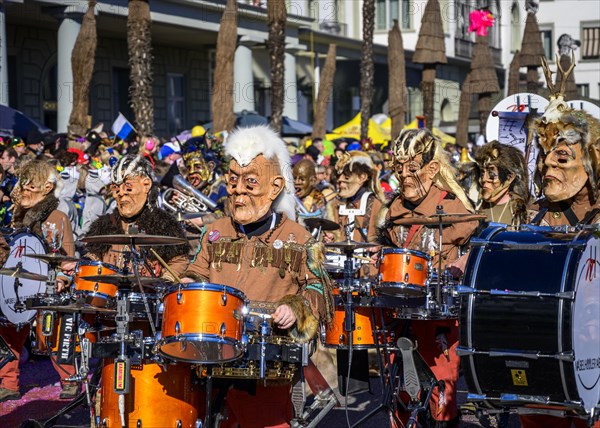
[84,155,190,281]
[328,151,385,242]
[378,129,479,427]
[0,159,77,401]
[521,106,600,428]
[470,141,531,225]
[182,125,333,427]
[176,136,228,227]
[292,159,335,220]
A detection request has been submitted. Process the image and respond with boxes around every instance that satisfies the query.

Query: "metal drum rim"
[75,260,122,274]
[158,333,244,364]
[381,247,431,260]
[164,282,247,301]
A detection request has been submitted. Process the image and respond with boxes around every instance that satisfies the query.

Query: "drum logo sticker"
[511,369,528,386]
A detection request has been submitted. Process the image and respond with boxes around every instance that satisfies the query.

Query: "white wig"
[225,125,295,220]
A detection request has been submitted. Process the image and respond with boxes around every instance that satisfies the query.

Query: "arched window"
[511,2,521,53]
[440,98,453,123]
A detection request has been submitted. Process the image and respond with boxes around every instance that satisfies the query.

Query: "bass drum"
[0,230,48,327]
[458,225,600,417]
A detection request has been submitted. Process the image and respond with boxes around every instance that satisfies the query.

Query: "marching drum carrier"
[458,224,600,420]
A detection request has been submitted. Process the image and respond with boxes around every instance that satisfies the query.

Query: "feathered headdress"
[392,128,475,212]
[224,125,296,220]
[335,150,385,202]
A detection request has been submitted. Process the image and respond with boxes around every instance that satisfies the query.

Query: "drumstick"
[149,248,182,283]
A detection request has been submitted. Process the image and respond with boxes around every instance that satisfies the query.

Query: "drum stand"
[351,337,440,428]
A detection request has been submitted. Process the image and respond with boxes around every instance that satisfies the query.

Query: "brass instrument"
[161,175,218,214]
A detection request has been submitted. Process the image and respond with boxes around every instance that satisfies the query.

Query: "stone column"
[233,42,255,113]
[56,11,82,133]
[0,1,8,106]
[283,51,298,120]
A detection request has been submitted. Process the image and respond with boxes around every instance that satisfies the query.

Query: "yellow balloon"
[191,125,206,138]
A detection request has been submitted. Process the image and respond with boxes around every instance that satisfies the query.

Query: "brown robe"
[184,214,330,323]
[383,185,478,268]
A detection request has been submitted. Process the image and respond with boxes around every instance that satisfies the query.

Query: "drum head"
[573,234,600,414]
[0,232,48,325]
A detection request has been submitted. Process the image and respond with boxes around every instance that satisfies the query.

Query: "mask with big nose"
[226,155,285,225]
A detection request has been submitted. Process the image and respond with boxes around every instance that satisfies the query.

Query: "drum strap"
[559,202,580,226]
[582,208,600,225]
[531,207,548,225]
[56,313,75,365]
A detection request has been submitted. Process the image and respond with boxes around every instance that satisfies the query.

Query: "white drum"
[0,231,48,326]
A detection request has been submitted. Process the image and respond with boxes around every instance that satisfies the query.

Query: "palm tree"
[360,0,375,141]
[127,0,154,137]
[388,19,406,139]
[267,0,286,134]
[68,1,97,137]
[311,44,336,141]
[212,0,238,134]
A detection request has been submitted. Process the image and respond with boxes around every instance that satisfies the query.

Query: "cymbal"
[81,234,187,246]
[0,267,48,281]
[25,253,81,264]
[29,304,116,314]
[81,274,164,286]
[325,240,380,251]
[304,217,341,231]
[390,213,486,227]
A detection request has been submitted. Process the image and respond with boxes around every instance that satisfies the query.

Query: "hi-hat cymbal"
[389,213,486,227]
[81,274,164,286]
[25,253,82,264]
[29,303,116,314]
[325,240,380,251]
[0,267,48,281]
[81,234,187,246]
[304,217,341,231]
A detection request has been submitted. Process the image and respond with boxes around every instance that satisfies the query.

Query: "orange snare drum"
[323,306,395,349]
[99,360,199,428]
[159,283,247,363]
[73,261,121,307]
[377,248,430,297]
[32,310,97,355]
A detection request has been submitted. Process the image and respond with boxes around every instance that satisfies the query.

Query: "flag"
[111,113,136,142]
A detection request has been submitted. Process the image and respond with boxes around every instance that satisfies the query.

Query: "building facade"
[0,0,597,140]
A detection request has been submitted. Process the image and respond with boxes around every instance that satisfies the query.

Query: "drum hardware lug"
[456,346,475,356]
[157,303,164,314]
[94,283,99,293]
[556,351,574,362]
[175,321,181,335]
[556,291,575,299]
[177,421,182,428]
[338,334,346,344]
[177,292,183,304]
[101,418,107,428]
[195,420,202,428]
[221,292,227,306]
[137,420,142,428]
[404,273,409,283]
[220,322,226,338]
[406,254,410,264]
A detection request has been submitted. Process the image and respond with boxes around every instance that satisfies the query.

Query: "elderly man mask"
[539,135,588,202]
[227,156,285,225]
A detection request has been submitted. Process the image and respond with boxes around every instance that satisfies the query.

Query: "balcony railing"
[319,20,347,37]
[455,38,502,66]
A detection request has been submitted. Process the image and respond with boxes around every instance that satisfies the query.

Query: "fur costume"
[473,141,530,225]
[12,194,60,237]
[85,205,189,263]
[224,126,296,220]
[277,294,319,344]
[392,129,475,212]
[334,150,386,202]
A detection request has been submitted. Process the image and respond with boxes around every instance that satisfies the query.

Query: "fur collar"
[12,195,59,235]
[85,206,190,262]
